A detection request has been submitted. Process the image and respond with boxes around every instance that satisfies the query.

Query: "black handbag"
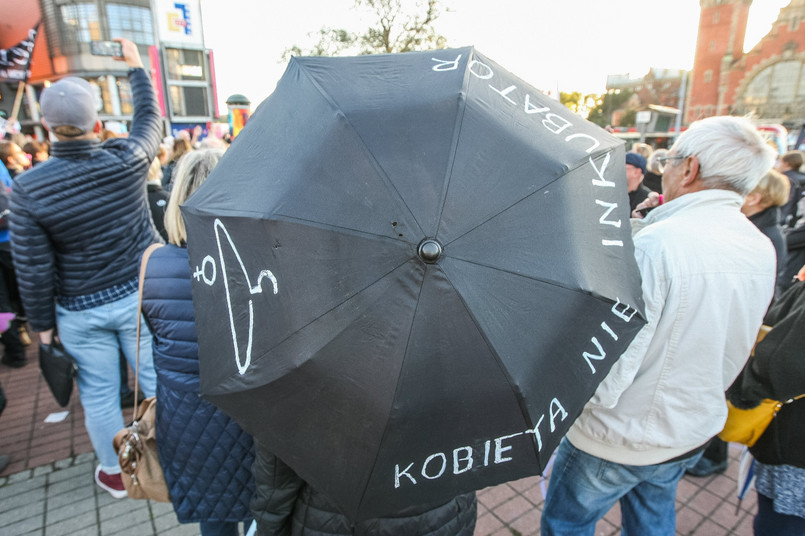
[39,339,78,407]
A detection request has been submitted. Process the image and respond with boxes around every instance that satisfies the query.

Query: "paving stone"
[0,515,43,535]
[75,452,96,465]
[6,469,34,484]
[160,524,202,536]
[47,481,95,510]
[0,498,45,526]
[54,457,75,470]
[0,487,46,512]
[48,461,93,484]
[44,514,98,536]
[47,473,90,497]
[32,464,54,477]
[99,509,154,534]
[99,498,149,521]
[46,493,97,524]
[153,511,182,533]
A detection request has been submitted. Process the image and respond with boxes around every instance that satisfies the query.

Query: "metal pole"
[674,71,688,142]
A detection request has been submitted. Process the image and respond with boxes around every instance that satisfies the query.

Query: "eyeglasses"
[655,154,687,174]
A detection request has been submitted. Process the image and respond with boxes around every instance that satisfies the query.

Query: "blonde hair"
[146,157,163,183]
[164,149,224,245]
[631,142,653,160]
[751,168,791,209]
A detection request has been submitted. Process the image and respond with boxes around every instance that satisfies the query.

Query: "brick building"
[688,0,805,128]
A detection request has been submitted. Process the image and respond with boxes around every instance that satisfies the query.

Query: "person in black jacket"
[9,38,161,499]
[742,169,791,296]
[251,440,477,535]
[726,277,805,535]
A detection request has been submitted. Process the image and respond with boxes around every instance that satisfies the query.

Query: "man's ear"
[681,155,702,187]
[93,120,102,134]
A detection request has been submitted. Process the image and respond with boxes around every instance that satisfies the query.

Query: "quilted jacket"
[142,244,255,523]
[251,441,477,536]
[9,67,162,332]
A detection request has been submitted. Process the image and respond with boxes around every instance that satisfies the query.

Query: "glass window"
[165,48,206,81]
[769,60,800,103]
[744,66,773,105]
[107,4,154,45]
[117,77,133,115]
[61,3,101,43]
[170,85,208,117]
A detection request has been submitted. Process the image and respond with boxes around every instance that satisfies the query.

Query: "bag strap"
[132,243,163,422]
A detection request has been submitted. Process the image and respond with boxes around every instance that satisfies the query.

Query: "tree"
[284,0,447,59]
[586,89,635,127]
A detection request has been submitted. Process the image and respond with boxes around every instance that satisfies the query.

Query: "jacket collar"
[631,189,744,235]
[749,206,781,229]
[50,139,102,158]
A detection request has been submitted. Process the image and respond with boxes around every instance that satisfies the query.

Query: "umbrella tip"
[418,239,442,264]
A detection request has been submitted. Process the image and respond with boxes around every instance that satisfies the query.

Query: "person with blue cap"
[626,151,651,212]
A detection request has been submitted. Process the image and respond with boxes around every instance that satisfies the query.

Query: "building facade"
[0,0,218,139]
[688,0,805,129]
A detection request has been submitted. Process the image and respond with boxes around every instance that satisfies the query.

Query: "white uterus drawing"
[199,218,278,375]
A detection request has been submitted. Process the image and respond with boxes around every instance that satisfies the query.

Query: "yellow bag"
[718,398,784,447]
[719,325,803,446]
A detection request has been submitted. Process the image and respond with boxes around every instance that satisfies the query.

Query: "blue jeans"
[56,291,156,471]
[541,439,703,536]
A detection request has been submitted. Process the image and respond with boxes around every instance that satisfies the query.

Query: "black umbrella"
[182,47,646,522]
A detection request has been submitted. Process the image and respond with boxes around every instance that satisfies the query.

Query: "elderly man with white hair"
[541,116,778,536]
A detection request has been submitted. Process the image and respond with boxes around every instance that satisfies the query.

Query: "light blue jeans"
[56,291,157,472]
[541,438,703,536]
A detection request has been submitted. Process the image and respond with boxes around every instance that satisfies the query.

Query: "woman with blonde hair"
[741,168,791,295]
[141,149,254,536]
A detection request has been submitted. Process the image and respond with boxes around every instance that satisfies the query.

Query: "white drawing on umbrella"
[212,218,278,375]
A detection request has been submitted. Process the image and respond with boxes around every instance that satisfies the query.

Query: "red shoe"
[95,465,127,499]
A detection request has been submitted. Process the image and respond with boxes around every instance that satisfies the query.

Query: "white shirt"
[567,189,776,465]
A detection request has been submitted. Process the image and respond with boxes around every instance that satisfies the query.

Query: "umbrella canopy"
[182,47,646,522]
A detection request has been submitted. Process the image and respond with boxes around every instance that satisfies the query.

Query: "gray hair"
[670,116,776,196]
[165,148,225,245]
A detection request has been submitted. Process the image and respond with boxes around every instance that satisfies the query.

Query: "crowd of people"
[0,37,804,536]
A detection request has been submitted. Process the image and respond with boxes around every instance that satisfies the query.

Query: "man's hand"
[38,329,54,346]
[114,38,144,70]
[632,192,663,219]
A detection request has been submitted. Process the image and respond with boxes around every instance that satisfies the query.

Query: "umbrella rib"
[442,152,609,249]
[445,253,607,302]
[433,54,472,241]
[294,60,426,239]
[352,263,426,515]
[438,263,550,473]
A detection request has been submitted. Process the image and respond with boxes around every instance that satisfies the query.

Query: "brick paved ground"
[0,339,757,535]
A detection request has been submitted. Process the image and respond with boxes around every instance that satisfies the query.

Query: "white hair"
[670,116,776,196]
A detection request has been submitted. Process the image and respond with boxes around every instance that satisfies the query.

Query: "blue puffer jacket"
[9,67,162,332]
[142,244,254,523]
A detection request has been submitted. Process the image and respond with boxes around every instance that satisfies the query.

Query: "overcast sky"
[199,0,790,112]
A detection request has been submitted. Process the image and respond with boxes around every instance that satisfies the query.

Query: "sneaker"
[95,465,128,499]
[685,457,728,477]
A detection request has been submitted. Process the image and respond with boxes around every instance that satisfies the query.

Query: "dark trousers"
[754,492,805,536]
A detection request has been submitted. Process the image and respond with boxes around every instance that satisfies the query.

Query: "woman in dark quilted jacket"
[141,148,254,536]
[250,439,477,535]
